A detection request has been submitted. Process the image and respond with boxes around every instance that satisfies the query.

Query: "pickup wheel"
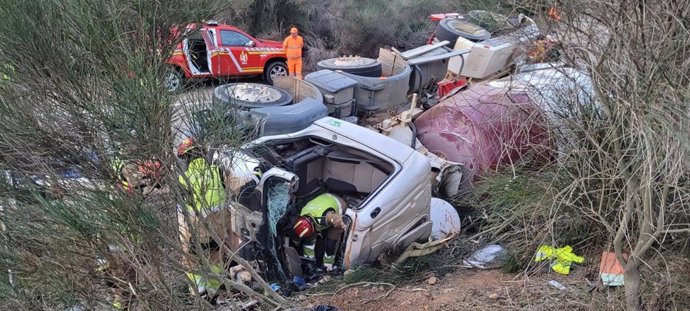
[164,67,185,92]
[264,60,288,85]
[317,56,382,77]
[435,18,490,43]
[214,83,292,109]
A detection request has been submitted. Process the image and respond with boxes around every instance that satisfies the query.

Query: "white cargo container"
[447,16,540,79]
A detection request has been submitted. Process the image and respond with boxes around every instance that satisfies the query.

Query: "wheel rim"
[165,71,180,91]
[223,83,282,102]
[332,56,376,67]
[270,65,288,79]
[447,20,487,35]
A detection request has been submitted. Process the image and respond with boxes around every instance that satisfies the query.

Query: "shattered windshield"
[266,180,290,237]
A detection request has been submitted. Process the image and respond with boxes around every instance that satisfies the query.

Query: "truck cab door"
[256,167,298,281]
[203,28,218,75]
[181,28,214,75]
[217,29,261,76]
[257,167,298,239]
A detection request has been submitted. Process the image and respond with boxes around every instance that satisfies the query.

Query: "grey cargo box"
[250,97,328,136]
[305,70,358,105]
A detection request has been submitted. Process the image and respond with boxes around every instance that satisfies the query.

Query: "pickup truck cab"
[165,22,288,92]
[218,117,451,281]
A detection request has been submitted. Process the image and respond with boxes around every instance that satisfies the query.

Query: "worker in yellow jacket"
[283,27,304,79]
[177,137,229,298]
[293,193,347,271]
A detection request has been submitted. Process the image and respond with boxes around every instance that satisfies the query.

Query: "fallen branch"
[398,287,429,293]
[220,278,284,309]
[307,281,396,298]
[357,283,396,305]
[392,234,457,269]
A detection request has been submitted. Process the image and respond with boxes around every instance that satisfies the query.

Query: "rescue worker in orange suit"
[283,27,304,79]
[176,137,229,299]
[292,193,347,272]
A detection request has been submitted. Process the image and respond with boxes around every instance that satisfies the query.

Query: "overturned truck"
[217,117,460,282]
[203,13,584,284]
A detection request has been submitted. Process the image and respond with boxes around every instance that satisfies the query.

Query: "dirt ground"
[297,268,625,311]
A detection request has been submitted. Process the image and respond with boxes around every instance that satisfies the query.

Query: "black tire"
[214,83,292,109]
[435,18,490,43]
[316,57,383,77]
[164,67,185,92]
[263,60,288,85]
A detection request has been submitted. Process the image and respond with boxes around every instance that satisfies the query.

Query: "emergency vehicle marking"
[246,47,284,55]
[239,50,248,65]
[225,49,243,72]
[242,67,263,73]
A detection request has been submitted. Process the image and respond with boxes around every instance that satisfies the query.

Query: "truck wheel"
[164,67,185,92]
[264,60,288,85]
[317,56,382,77]
[214,83,292,109]
[435,18,490,43]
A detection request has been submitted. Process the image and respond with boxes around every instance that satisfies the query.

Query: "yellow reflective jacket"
[179,158,226,213]
[300,193,343,232]
[112,157,130,190]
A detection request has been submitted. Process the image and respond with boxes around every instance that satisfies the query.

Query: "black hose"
[409,122,417,149]
[413,64,424,93]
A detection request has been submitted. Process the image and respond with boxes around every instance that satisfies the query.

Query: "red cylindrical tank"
[415,83,555,179]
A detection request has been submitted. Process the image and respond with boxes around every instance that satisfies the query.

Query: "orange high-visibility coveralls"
[283,27,304,79]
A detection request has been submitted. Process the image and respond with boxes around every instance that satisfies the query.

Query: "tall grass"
[0,0,259,309]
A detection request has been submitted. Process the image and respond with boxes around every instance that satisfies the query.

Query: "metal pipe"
[409,122,417,149]
[398,41,451,60]
[407,49,470,66]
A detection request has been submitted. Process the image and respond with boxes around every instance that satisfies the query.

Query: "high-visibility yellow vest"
[300,193,342,232]
[179,158,226,213]
[112,158,130,190]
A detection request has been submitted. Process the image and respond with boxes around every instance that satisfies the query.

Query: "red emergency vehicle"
[165,21,288,92]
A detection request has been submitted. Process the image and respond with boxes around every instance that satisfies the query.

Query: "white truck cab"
[219,117,449,280]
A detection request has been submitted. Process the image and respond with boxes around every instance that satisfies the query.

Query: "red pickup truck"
[165,22,288,92]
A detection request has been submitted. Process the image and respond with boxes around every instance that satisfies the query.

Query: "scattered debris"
[462,244,505,269]
[427,276,438,285]
[319,275,332,284]
[270,283,281,292]
[63,303,86,311]
[534,245,584,275]
[239,299,259,309]
[313,305,340,311]
[293,275,307,291]
[599,251,627,286]
[548,280,567,291]
[489,293,500,300]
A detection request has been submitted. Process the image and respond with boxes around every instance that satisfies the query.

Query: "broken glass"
[266,180,289,237]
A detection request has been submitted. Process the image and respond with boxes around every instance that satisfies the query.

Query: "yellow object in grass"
[535,245,584,275]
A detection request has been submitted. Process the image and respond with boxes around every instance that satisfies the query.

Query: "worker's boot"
[323,254,335,271]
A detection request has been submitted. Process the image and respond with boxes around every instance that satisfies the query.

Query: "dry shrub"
[463,168,604,272]
[0,0,288,309]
